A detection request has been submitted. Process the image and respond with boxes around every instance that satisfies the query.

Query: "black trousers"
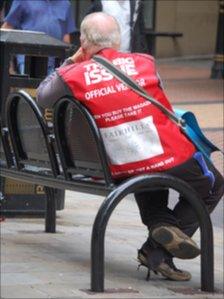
[135,157,224,237]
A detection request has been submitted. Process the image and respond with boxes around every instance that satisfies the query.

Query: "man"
[86,0,148,53]
[37,12,224,281]
[1,0,75,74]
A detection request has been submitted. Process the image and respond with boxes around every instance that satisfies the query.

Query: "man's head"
[80,12,121,58]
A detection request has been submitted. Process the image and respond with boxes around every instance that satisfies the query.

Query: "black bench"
[145,30,183,55]
[0,90,214,292]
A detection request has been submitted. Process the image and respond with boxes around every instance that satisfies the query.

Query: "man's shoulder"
[57,59,92,76]
[57,63,78,75]
[132,52,155,62]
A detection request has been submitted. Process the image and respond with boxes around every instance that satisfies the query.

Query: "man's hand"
[1,21,14,29]
[69,47,87,63]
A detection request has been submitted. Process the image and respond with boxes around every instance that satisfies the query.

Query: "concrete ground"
[1,57,223,298]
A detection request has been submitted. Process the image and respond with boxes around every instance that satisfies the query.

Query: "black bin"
[0,29,71,215]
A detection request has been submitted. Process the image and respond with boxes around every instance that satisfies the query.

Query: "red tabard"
[58,48,195,179]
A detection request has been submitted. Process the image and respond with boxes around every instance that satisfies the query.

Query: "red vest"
[58,49,195,179]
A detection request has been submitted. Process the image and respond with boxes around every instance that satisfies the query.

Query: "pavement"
[0,57,223,299]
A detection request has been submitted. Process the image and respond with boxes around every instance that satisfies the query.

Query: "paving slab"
[1,191,223,299]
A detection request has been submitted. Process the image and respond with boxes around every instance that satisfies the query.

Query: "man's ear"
[80,35,88,50]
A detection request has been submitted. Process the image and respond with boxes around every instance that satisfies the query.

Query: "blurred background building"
[70,0,220,58]
[0,0,221,59]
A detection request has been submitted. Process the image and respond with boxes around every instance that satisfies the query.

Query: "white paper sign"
[100,116,164,165]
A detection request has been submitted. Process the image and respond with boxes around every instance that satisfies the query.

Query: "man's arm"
[63,33,71,44]
[63,1,76,44]
[37,47,87,109]
[36,71,72,109]
[2,0,23,29]
[1,21,13,28]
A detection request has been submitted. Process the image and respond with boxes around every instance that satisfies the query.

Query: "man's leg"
[135,157,223,280]
[135,189,177,228]
[170,159,224,237]
[135,185,200,260]
[135,190,192,280]
[149,157,223,257]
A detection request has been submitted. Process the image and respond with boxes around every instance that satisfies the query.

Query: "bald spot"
[82,12,120,36]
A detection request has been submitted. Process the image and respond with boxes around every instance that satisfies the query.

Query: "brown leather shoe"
[150,225,200,259]
[138,249,191,281]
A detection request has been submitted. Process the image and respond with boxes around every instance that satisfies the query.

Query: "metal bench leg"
[91,188,121,292]
[91,174,214,293]
[44,187,56,233]
[197,201,214,292]
[91,177,153,291]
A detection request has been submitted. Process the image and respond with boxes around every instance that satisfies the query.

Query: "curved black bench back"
[0,125,8,167]
[0,119,14,168]
[5,90,59,176]
[53,96,113,186]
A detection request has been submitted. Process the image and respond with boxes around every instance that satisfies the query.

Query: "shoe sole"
[151,226,200,259]
[138,252,191,281]
[138,251,148,267]
[156,263,192,281]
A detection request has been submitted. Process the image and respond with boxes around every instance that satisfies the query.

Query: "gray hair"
[80,12,121,49]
